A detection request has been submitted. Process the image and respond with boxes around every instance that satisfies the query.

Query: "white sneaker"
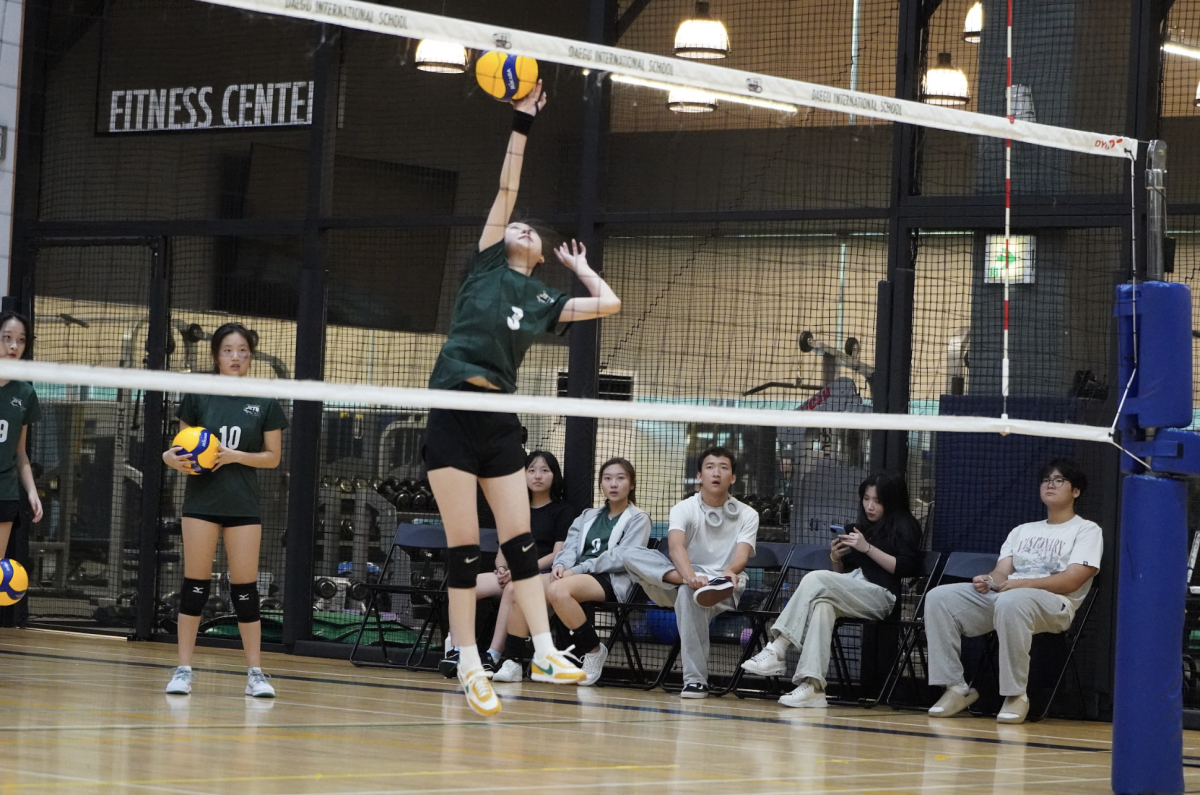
[165,667,195,695]
[579,645,609,686]
[530,648,585,684]
[245,668,276,698]
[779,681,827,709]
[491,659,524,683]
[741,647,787,677]
[928,686,979,718]
[459,665,501,716]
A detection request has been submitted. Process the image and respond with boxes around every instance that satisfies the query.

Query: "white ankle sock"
[458,644,482,673]
[766,638,789,656]
[950,683,972,696]
[531,632,556,659]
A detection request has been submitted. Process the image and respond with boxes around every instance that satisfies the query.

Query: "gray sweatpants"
[768,569,895,688]
[620,545,747,686]
[925,583,1072,696]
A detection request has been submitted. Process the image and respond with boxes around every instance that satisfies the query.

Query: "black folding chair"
[827,550,942,705]
[350,523,498,670]
[881,551,998,709]
[728,544,833,698]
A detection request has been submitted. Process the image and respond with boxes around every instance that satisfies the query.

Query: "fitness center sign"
[102,81,315,133]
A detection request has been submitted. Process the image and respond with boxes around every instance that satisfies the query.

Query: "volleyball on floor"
[0,558,27,606]
[475,51,538,101]
[172,426,218,474]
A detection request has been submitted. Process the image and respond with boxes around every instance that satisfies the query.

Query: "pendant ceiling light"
[667,86,718,113]
[922,52,970,106]
[963,2,983,44]
[415,39,469,74]
[674,2,729,59]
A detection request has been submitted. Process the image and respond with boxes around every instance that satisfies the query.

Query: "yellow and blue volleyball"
[172,426,218,474]
[0,558,27,606]
[475,51,538,101]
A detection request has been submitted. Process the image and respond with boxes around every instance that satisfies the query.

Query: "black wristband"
[512,110,535,136]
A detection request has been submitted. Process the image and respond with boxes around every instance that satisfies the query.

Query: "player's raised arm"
[479,81,547,252]
[555,240,622,323]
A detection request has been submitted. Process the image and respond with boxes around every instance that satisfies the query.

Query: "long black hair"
[856,470,918,547]
[210,322,257,373]
[0,310,32,359]
[525,450,565,503]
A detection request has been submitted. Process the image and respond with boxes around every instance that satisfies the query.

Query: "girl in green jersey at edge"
[0,311,43,560]
[423,81,623,716]
[162,323,288,699]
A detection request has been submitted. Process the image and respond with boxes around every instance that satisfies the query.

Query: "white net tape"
[193,0,1138,159]
[0,360,1116,445]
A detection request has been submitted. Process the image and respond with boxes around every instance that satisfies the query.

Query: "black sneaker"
[681,682,710,699]
[481,655,497,680]
[438,647,460,679]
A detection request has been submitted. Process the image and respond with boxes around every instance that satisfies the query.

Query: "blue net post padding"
[1112,281,1194,795]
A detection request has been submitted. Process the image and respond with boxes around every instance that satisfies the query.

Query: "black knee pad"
[179,578,210,617]
[229,581,261,623]
[500,533,539,581]
[446,544,481,589]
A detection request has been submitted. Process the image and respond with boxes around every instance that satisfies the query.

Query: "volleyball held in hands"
[475,51,538,101]
[172,426,218,474]
[0,558,27,606]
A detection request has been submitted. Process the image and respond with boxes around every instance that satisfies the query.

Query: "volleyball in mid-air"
[172,426,218,474]
[0,558,28,606]
[475,51,538,101]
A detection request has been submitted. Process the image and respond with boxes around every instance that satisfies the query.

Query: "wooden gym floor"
[0,629,1196,795]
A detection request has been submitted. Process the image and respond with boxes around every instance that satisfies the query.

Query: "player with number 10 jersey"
[176,393,287,518]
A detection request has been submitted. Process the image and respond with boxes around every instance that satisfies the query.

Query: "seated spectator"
[924,458,1102,724]
[617,446,758,699]
[471,450,572,675]
[740,471,922,708]
[493,458,651,685]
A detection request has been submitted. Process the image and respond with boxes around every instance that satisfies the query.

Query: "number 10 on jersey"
[217,425,241,449]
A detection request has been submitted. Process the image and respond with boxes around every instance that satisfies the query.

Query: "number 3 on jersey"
[218,425,242,449]
[506,306,524,330]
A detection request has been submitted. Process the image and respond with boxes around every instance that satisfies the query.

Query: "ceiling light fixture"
[922,52,970,106]
[415,39,468,74]
[674,1,729,59]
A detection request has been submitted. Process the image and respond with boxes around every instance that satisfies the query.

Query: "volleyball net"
[19,0,1153,649]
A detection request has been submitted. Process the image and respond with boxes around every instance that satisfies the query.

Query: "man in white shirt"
[925,458,1103,724]
[618,447,759,698]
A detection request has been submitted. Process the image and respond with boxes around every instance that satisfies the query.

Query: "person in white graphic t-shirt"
[923,458,1102,725]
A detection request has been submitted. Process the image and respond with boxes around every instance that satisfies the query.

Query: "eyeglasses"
[1040,476,1067,488]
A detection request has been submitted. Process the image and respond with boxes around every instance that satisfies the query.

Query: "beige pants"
[769,569,895,688]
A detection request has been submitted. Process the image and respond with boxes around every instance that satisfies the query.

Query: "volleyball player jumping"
[423,81,622,716]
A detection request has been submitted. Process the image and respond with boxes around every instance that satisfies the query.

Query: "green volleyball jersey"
[0,382,40,501]
[578,509,623,565]
[428,241,570,393]
[177,394,288,517]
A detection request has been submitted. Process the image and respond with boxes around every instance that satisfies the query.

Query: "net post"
[1112,474,1185,795]
[1146,140,1167,282]
[282,23,340,650]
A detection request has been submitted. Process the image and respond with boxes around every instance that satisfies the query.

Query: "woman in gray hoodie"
[492,457,652,685]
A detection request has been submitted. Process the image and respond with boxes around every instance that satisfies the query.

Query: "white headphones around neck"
[702,497,740,528]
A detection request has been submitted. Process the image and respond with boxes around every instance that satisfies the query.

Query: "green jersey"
[428,241,569,393]
[0,381,40,501]
[578,509,623,565]
[177,394,288,517]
